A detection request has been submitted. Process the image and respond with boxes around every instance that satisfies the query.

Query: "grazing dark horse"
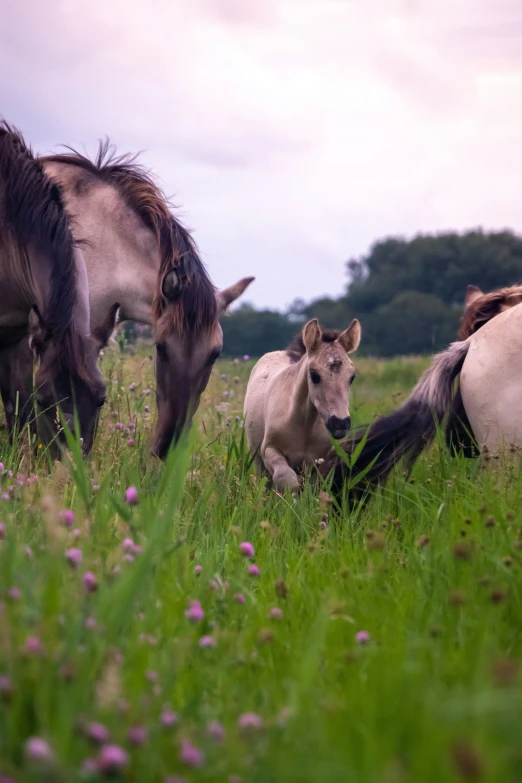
[0,122,108,454]
[36,144,254,458]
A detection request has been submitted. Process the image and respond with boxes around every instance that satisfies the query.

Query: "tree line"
[221,230,522,357]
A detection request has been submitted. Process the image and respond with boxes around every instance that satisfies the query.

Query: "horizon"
[2,0,520,309]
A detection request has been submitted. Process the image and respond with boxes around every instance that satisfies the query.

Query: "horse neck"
[0,236,51,328]
[288,357,318,431]
[41,161,159,329]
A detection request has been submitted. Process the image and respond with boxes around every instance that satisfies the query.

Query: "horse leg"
[263,446,299,491]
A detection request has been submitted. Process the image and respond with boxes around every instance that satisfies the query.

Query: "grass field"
[1,346,521,782]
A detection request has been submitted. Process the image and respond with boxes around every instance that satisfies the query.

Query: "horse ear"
[303,319,322,354]
[91,303,120,351]
[337,319,361,354]
[28,306,49,358]
[161,269,181,300]
[217,276,255,313]
[465,285,483,308]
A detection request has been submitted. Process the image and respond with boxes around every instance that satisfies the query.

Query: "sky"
[1,0,521,309]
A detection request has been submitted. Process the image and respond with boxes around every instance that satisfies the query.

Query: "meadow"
[0,345,521,782]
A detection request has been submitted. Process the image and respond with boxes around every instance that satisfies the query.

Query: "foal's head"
[301,318,361,440]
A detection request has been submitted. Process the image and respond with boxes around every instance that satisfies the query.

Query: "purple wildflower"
[248,564,260,577]
[25,737,53,762]
[356,630,370,644]
[239,541,255,558]
[243,355,250,361]
[66,548,82,568]
[127,438,135,447]
[86,722,110,744]
[128,726,147,746]
[267,607,283,620]
[59,509,75,527]
[97,744,129,774]
[194,564,202,574]
[24,636,44,655]
[0,521,4,538]
[7,586,21,600]
[0,675,13,699]
[129,383,135,391]
[184,600,204,623]
[161,708,179,727]
[125,486,138,505]
[238,712,263,731]
[83,572,98,593]
[199,635,216,648]
[233,593,245,604]
[207,721,225,743]
[180,740,203,768]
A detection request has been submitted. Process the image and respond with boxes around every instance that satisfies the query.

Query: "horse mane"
[0,120,87,378]
[41,140,217,335]
[458,284,522,339]
[286,327,341,363]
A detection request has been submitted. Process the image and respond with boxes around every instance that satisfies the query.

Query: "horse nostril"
[326,415,351,438]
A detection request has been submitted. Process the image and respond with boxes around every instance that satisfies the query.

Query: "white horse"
[323,302,522,495]
[244,318,361,490]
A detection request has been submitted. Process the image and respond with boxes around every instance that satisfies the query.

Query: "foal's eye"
[97,396,106,409]
[350,374,356,385]
[156,342,167,360]
[310,370,321,385]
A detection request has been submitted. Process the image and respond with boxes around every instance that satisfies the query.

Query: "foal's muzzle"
[326,415,351,440]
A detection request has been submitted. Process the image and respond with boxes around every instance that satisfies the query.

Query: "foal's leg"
[263,446,299,491]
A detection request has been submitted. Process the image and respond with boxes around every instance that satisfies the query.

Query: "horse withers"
[244,318,361,491]
[0,122,114,455]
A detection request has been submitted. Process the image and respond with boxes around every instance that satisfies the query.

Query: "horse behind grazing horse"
[322,300,522,502]
[0,122,108,455]
[244,318,361,490]
[447,283,522,456]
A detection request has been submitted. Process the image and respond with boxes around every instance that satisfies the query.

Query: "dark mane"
[286,327,341,363]
[41,140,217,334]
[458,284,522,339]
[0,120,86,376]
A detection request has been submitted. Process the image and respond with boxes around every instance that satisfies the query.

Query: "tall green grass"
[0,350,521,782]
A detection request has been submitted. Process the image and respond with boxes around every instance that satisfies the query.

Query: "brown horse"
[0,122,109,454]
[37,144,253,458]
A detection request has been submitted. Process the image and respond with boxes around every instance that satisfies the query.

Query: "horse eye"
[156,342,167,360]
[350,374,356,385]
[207,349,221,367]
[310,370,321,385]
[97,396,106,408]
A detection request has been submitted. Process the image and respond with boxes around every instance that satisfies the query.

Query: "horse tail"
[323,340,470,496]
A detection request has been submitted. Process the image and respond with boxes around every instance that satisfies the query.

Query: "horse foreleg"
[263,446,299,491]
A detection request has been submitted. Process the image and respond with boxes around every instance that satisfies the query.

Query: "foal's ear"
[28,306,49,358]
[303,319,322,354]
[217,276,255,313]
[92,303,120,351]
[337,319,361,354]
[465,285,483,308]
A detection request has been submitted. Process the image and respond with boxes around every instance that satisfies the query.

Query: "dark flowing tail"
[322,340,470,497]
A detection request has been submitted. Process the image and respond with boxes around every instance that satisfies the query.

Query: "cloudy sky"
[1,0,521,309]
